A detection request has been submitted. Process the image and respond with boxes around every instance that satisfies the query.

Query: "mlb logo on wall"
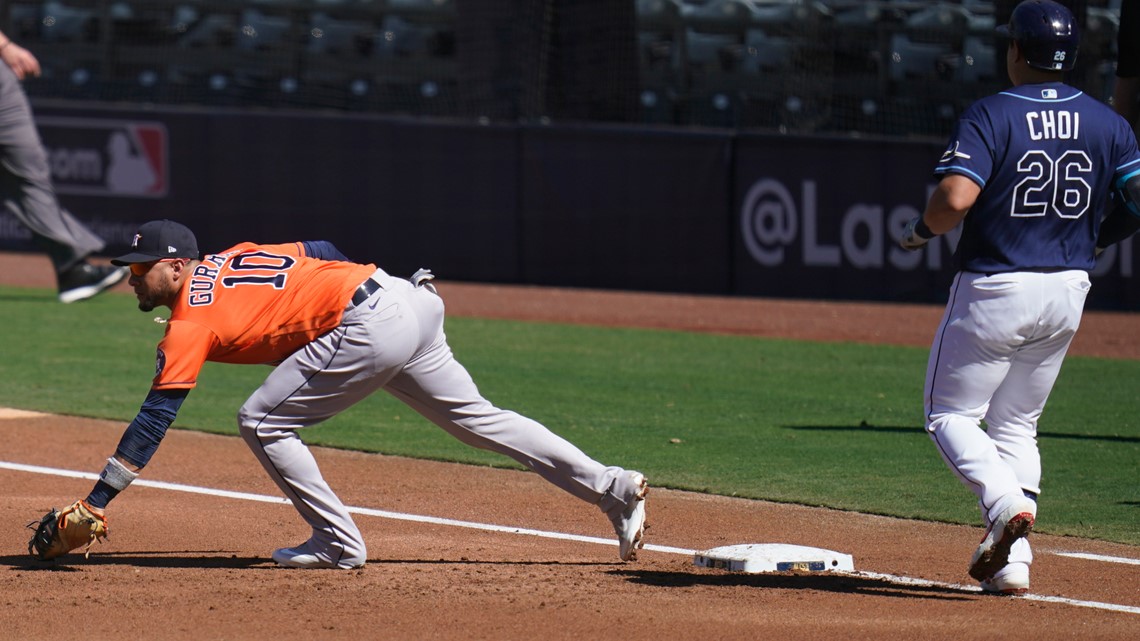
[35,117,169,198]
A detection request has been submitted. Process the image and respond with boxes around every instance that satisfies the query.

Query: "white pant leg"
[382,278,638,515]
[925,272,1022,513]
[983,270,1088,494]
[981,270,1088,566]
[925,270,1088,569]
[238,269,417,564]
[240,269,640,558]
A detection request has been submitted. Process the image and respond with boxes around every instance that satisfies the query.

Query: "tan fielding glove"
[27,500,109,560]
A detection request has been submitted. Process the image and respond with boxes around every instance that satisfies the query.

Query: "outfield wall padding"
[2,102,1133,310]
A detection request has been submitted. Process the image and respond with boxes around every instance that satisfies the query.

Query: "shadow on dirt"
[378,558,617,567]
[2,555,622,571]
[615,569,978,601]
[0,552,269,570]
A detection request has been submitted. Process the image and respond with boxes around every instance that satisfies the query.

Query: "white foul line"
[1053,551,1140,566]
[851,570,1140,615]
[2,460,1137,615]
[0,461,697,555]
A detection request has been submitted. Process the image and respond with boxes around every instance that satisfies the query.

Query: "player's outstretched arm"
[28,389,190,561]
[83,388,190,509]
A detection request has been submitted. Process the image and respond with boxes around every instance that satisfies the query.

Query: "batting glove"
[899,216,934,251]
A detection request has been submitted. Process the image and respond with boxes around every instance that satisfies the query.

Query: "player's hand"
[0,40,42,80]
[899,216,933,251]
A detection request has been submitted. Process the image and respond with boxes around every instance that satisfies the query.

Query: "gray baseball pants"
[237,269,641,566]
[0,62,104,272]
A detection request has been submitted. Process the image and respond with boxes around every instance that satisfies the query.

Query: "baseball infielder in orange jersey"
[43,219,648,568]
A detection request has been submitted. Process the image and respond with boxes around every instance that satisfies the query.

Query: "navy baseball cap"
[111,219,199,265]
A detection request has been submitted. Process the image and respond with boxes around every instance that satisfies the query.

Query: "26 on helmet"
[996,0,1080,71]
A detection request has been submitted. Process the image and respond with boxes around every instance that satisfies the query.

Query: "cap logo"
[167,245,177,253]
[132,233,141,248]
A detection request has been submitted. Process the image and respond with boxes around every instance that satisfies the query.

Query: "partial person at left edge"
[0,29,127,302]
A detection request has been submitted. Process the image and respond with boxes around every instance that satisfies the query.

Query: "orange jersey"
[152,242,376,390]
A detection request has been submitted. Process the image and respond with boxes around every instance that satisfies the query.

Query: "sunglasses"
[128,259,176,277]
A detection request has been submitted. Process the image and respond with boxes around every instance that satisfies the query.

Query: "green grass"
[1,285,1137,544]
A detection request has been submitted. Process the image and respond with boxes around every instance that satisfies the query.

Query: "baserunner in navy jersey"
[898,0,1140,596]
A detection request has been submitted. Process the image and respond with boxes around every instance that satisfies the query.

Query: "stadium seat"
[236,8,293,52]
[887,33,956,82]
[685,30,737,71]
[39,1,98,43]
[4,3,43,39]
[831,1,901,82]
[682,0,760,34]
[637,0,686,33]
[307,11,373,57]
[959,34,997,85]
[904,3,971,46]
[637,0,687,124]
[177,11,238,49]
[385,0,457,26]
[739,28,794,73]
[886,2,973,84]
[386,0,455,14]
[3,0,1123,136]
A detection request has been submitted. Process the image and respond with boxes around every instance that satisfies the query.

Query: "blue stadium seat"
[832,1,902,78]
[386,0,455,12]
[307,11,373,57]
[39,1,98,43]
[682,0,760,34]
[887,2,974,86]
[904,3,971,46]
[685,30,737,71]
[4,3,43,39]
[888,33,956,82]
[373,15,435,59]
[236,8,292,52]
[740,28,795,73]
[177,11,238,49]
[637,0,686,32]
[637,0,686,69]
[385,0,457,26]
[637,0,687,123]
[959,34,997,85]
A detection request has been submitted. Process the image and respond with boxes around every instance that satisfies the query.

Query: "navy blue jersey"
[934,82,1140,273]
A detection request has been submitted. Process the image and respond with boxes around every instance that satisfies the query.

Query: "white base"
[694,543,854,574]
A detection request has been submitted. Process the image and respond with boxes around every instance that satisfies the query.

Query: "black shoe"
[57,263,129,303]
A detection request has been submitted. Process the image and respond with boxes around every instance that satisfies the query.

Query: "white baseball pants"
[924,269,1090,566]
[237,269,640,566]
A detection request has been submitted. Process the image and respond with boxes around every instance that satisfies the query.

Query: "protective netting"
[0,0,1122,140]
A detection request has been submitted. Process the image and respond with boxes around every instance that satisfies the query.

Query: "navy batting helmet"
[996,0,1080,72]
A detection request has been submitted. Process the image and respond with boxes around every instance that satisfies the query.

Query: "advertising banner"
[2,103,1135,309]
[520,126,733,293]
[733,134,1137,310]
